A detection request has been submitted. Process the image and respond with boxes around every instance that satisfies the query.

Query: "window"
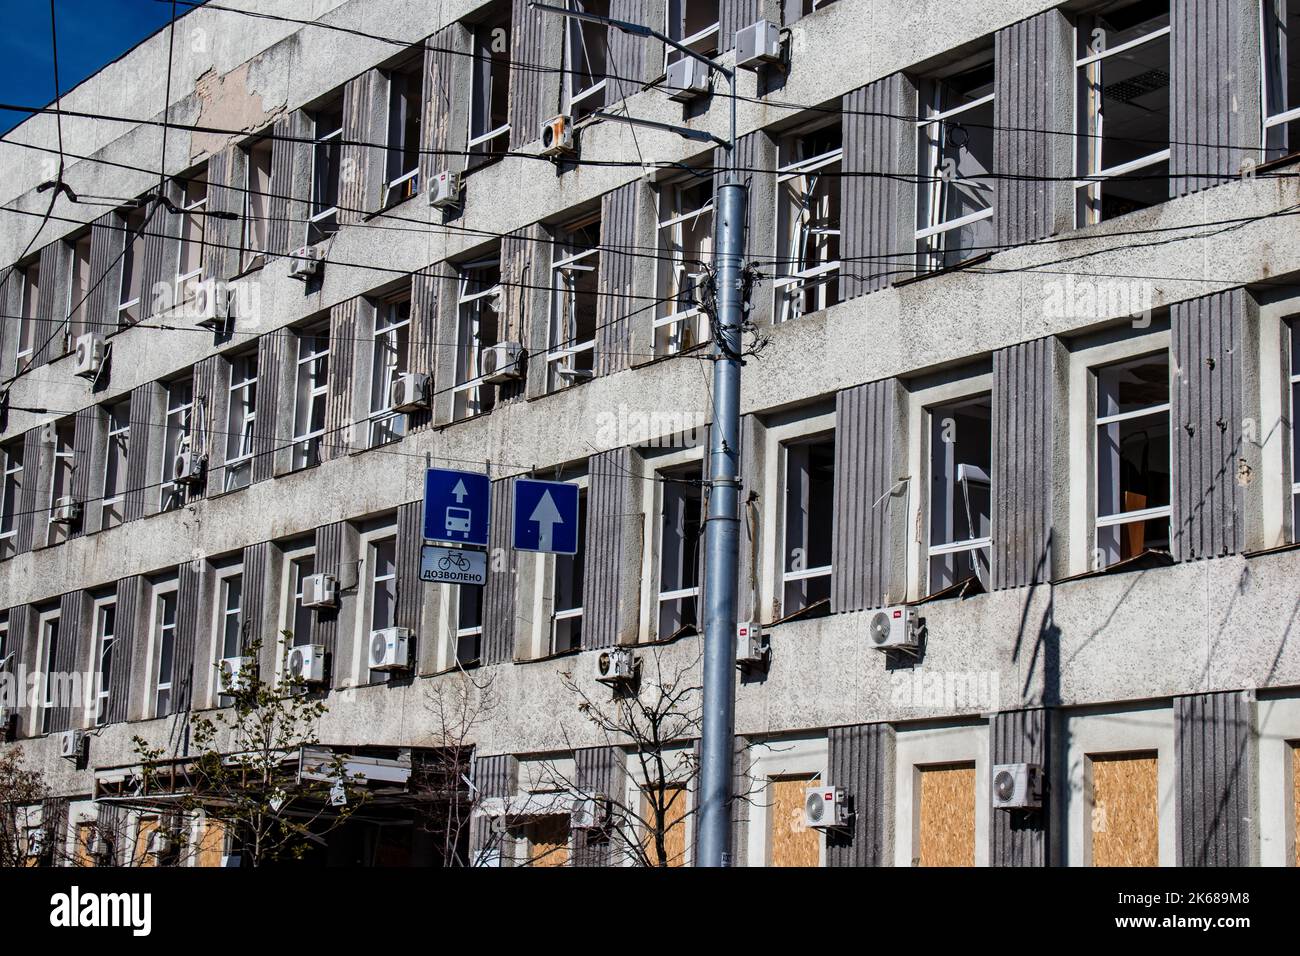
[384,60,423,205]
[775,123,842,323]
[658,463,704,637]
[92,598,116,727]
[292,323,330,469]
[289,556,316,647]
[1263,1,1300,163]
[369,537,398,682]
[219,573,244,660]
[655,174,713,354]
[176,171,208,302]
[1290,319,1299,532]
[927,396,992,591]
[456,585,484,666]
[16,262,39,366]
[39,613,60,735]
[160,377,194,513]
[1,440,23,559]
[1095,352,1171,566]
[551,489,587,653]
[548,217,600,389]
[786,0,837,18]
[309,100,344,245]
[666,1,720,64]
[102,401,130,529]
[64,235,91,348]
[1076,0,1171,225]
[782,436,834,614]
[916,56,995,271]
[368,298,412,447]
[224,352,258,491]
[241,139,273,270]
[564,0,609,120]
[118,207,146,327]
[153,587,177,716]
[47,419,76,545]
[453,257,502,420]
[468,3,512,159]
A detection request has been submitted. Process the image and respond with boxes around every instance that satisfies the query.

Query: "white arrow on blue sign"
[424,468,490,547]
[512,479,580,555]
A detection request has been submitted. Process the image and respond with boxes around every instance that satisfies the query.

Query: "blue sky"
[0,0,181,135]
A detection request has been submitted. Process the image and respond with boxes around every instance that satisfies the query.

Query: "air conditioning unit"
[868,604,920,652]
[991,762,1043,810]
[60,728,86,761]
[50,496,81,525]
[428,169,463,208]
[193,281,231,331]
[173,450,206,487]
[73,332,106,380]
[289,246,322,280]
[150,830,173,857]
[735,20,783,70]
[301,573,338,609]
[571,794,610,830]
[389,372,430,412]
[803,785,849,828]
[666,56,711,101]
[368,627,412,671]
[287,644,327,685]
[595,645,637,686]
[481,341,525,383]
[736,621,768,669]
[540,114,574,157]
[26,827,47,859]
[219,656,255,695]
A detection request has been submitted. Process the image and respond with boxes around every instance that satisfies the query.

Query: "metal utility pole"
[529,1,745,866]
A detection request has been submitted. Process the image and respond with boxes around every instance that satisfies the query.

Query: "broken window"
[658,463,704,637]
[369,297,412,447]
[224,351,258,491]
[47,419,76,545]
[453,256,502,420]
[548,216,600,390]
[916,55,995,271]
[308,100,344,244]
[775,122,842,323]
[92,596,116,726]
[786,0,838,19]
[39,611,61,735]
[241,138,273,270]
[152,586,177,717]
[292,323,330,470]
[368,536,398,682]
[655,173,713,354]
[782,436,834,615]
[0,441,21,560]
[1265,1,1300,164]
[551,489,587,653]
[456,585,484,665]
[1095,352,1171,566]
[16,262,39,367]
[1076,0,1171,225]
[101,401,130,529]
[666,1,720,64]
[160,377,194,513]
[64,234,90,347]
[117,207,146,327]
[927,395,992,591]
[468,2,512,160]
[1290,318,1299,534]
[564,0,609,120]
[288,554,315,648]
[176,171,208,302]
[384,58,423,206]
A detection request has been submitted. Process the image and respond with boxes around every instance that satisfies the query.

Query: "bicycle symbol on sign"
[438,551,472,573]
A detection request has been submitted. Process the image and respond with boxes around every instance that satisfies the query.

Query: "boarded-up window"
[768,774,821,867]
[134,816,160,868]
[74,823,97,867]
[917,762,975,866]
[1090,752,1158,867]
[641,784,688,867]
[527,816,570,867]
[196,818,227,868]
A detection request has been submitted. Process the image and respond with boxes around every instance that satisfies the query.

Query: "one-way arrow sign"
[512,479,580,555]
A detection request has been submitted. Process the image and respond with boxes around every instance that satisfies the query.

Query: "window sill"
[894,250,994,289]
[513,646,582,666]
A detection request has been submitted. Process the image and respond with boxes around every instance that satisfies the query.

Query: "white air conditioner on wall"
[803,785,848,828]
[570,794,610,830]
[73,332,106,380]
[389,372,430,412]
[287,644,327,685]
[735,20,782,70]
[193,281,231,331]
[302,573,338,609]
[220,656,255,695]
[289,246,322,279]
[60,729,86,760]
[595,646,637,686]
[368,627,412,671]
[736,621,768,669]
[173,450,206,487]
[666,57,711,101]
[540,114,574,156]
[428,169,463,208]
[481,341,525,383]
[868,605,919,652]
[991,762,1043,810]
[51,496,82,525]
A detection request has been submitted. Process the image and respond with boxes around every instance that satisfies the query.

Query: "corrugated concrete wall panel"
[1175,691,1257,866]
[989,708,1049,866]
[825,722,893,866]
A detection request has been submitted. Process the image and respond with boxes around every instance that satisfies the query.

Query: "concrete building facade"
[0,0,1297,866]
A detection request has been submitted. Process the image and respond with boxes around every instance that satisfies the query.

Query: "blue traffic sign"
[513,479,580,555]
[424,468,490,547]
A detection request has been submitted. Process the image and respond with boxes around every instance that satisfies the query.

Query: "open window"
[241,138,273,270]
[468,1,512,161]
[101,400,130,529]
[551,489,587,653]
[384,57,424,207]
[176,170,208,303]
[1264,1,1300,163]
[15,261,39,368]
[292,322,331,470]
[1094,352,1171,566]
[47,418,76,546]
[775,121,842,323]
[91,595,117,727]
[1076,0,1171,225]
[0,440,21,559]
[658,463,704,637]
[781,435,834,616]
[224,351,258,491]
[64,233,91,349]
[453,256,502,420]
[916,53,995,272]
[548,216,600,390]
[114,207,146,327]
[666,1,720,64]
[564,0,609,120]
[160,376,195,513]
[308,99,344,245]
[927,395,992,591]
[37,608,61,735]
[456,585,484,666]
[655,173,713,354]
[368,296,413,447]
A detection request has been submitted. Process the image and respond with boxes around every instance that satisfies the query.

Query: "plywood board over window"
[768,774,821,867]
[74,823,97,867]
[134,816,160,868]
[1090,752,1158,867]
[641,784,688,867]
[196,818,227,868]
[527,816,570,867]
[917,763,975,866]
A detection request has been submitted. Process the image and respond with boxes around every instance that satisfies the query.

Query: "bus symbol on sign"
[445,507,473,536]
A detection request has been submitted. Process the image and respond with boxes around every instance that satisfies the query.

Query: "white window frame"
[644,451,706,641]
[779,434,835,615]
[383,62,423,204]
[16,263,38,363]
[211,568,245,703]
[362,529,399,683]
[117,208,145,327]
[452,257,502,420]
[564,0,608,118]
[90,596,116,728]
[282,547,317,653]
[665,1,721,67]
[923,394,993,593]
[0,442,20,555]
[774,124,842,324]
[224,352,258,491]
[101,401,130,529]
[292,325,330,469]
[46,421,75,544]
[741,735,828,868]
[1290,319,1300,528]
[467,6,512,154]
[241,139,273,271]
[160,378,195,512]
[36,609,61,737]
[175,174,208,303]
[308,107,344,244]
[547,220,600,389]
[63,235,90,351]
[654,175,714,355]
[368,298,412,448]
[150,582,179,719]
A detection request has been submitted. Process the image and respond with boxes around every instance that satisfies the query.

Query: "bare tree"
[0,749,47,866]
